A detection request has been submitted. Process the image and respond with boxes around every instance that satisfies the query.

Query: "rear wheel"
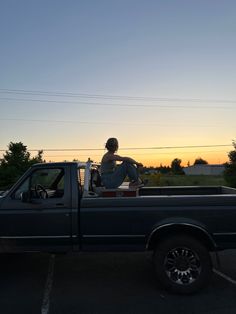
[153,235,212,294]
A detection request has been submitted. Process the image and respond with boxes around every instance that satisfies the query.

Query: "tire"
[153,235,212,294]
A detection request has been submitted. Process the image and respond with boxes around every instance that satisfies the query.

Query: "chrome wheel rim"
[164,247,201,285]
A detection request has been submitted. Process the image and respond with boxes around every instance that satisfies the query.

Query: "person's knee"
[121,161,129,168]
[123,162,138,176]
[126,162,136,170]
[122,161,136,170]
[120,162,138,178]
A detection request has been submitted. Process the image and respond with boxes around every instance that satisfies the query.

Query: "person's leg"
[101,173,124,188]
[117,162,144,188]
[101,163,127,188]
[101,162,139,188]
[121,162,139,182]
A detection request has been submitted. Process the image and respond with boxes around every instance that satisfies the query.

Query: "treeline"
[140,157,209,175]
[0,142,44,190]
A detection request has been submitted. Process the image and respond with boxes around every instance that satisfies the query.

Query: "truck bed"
[139,186,236,196]
[93,185,236,198]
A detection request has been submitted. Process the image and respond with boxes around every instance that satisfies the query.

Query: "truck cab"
[0,162,80,252]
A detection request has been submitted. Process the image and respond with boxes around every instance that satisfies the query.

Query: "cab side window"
[14,177,30,200]
[13,168,65,200]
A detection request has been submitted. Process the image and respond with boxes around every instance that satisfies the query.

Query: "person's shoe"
[129,179,145,188]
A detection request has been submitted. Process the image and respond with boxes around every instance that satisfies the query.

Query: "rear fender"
[146,219,217,251]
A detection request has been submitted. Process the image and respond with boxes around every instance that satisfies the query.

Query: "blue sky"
[0,0,236,165]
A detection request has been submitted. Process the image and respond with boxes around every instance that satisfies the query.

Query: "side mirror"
[20,191,30,203]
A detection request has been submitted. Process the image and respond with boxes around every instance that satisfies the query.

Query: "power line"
[0,97,234,109]
[0,117,222,128]
[0,144,232,152]
[43,150,229,158]
[0,88,236,104]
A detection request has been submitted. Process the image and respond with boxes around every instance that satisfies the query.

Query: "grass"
[141,174,226,187]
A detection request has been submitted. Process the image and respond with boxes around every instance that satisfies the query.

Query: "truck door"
[0,166,72,252]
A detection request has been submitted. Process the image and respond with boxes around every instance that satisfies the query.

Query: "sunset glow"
[0,1,235,166]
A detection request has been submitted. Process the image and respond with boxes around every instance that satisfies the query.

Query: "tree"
[224,141,236,187]
[159,164,171,174]
[0,142,44,189]
[194,158,208,165]
[171,158,184,175]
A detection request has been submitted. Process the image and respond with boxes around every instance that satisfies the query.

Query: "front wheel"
[153,235,212,294]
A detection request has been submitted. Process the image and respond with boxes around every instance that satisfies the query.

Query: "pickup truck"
[0,161,236,294]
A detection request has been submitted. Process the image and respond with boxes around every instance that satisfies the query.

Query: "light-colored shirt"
[101,159,116,175]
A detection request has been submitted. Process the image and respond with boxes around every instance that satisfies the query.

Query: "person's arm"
[109,154,143,167]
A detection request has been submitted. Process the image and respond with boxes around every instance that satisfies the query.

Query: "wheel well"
[147,225,216,252]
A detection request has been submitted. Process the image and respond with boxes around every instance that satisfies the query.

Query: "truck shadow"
[50,252,236,314]
[0,252,235,314]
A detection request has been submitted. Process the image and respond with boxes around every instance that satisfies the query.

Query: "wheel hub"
[175,256,190,271]
[164,247,201,285]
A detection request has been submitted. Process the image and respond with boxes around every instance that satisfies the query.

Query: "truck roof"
[32,161,100,168]
[32,161,78,167]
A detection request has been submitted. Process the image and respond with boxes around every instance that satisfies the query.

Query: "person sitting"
[100,137,144,189]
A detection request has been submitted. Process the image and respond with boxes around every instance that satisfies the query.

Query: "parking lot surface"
[0,251,236,314]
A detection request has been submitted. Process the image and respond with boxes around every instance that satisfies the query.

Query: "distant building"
[143,167,159,175]
[183,164,225,176]
[148,169,159,175]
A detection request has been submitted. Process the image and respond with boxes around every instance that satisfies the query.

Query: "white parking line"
[41,254,55,314]
[213,268,236,286]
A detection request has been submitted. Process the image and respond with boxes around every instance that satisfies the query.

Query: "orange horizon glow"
[0,143,231,168]
[40,150,229,167]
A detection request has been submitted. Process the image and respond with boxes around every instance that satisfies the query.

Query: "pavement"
[0,250,236,314]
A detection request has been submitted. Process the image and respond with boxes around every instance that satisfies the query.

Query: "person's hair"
[105,138,118,152]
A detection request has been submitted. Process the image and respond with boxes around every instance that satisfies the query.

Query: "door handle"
[31,200,42,205]
[56,203,65,206]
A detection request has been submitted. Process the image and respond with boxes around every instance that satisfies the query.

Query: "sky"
[0,0,236,166]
